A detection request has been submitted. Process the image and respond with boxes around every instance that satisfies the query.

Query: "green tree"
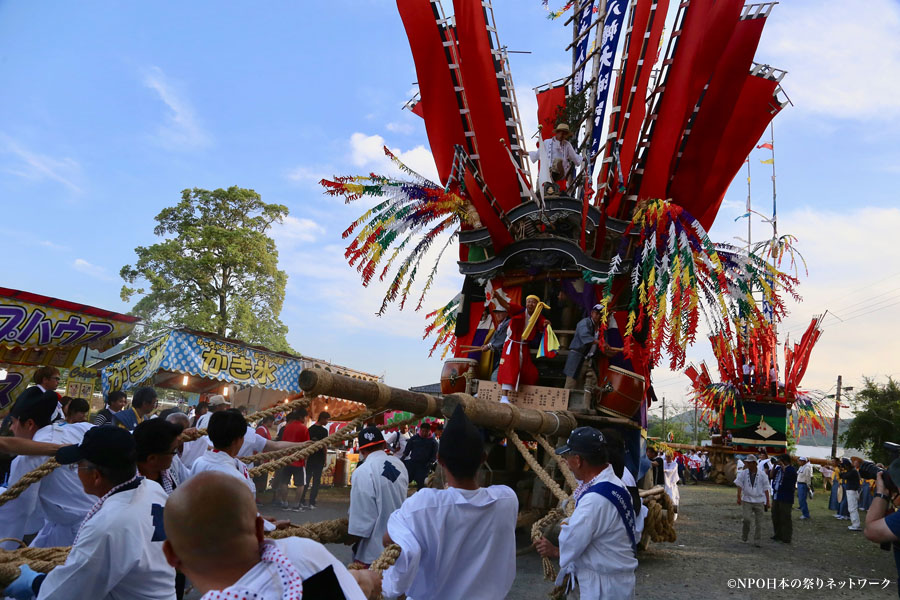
[841,377,900,464]
[121,186,293,352]
[648,419,694,444]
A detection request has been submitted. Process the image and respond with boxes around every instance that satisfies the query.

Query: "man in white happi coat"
[3,426,175,600]
[379,404,519,599]
[348,426,408,567]
[536,427,638,599]
[0,392,95,550]
[529,122,583,193]
[735,454,770,547]
[162,471,372,600]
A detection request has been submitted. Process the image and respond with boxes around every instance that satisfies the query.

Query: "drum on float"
[440,358,478,395]
[595,365,645,418]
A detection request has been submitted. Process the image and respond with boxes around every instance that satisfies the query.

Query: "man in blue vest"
[535,427,638,599]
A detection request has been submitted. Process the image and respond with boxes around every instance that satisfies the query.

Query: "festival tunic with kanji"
[348,449,408,565]
[497,303,549,390]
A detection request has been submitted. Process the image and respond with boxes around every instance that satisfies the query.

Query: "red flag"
[757,142,773,150]
[536,85,567,140]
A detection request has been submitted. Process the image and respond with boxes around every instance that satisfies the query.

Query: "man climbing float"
[494,292,556,404]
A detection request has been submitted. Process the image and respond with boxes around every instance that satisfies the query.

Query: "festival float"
[313,0,801,552]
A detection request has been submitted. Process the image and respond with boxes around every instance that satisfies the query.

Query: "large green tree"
[841,377,900,464]
[121,186,293,352]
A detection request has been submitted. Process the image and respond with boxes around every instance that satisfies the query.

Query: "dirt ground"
[189,482,898,599]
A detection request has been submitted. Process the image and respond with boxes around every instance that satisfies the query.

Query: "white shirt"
[195,411,212,430]
[0,422,96,550]
[797,463,813,485]
[735,468,770,503]
[531,137,582,173]
[237,426,268,458]
[190,449,256,496]
[215,538,365,600]
[617,468,647,540]
[349,450,408,564]
[383,485,518,600]
[558,465,637,599]
[180,436,211,468]
[663,457,680,507]
[37,478,175,600]
[385,430,411,457]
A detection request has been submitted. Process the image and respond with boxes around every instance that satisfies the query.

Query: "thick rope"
[507,431,568,504]
[0,546,70,588]
[0,459,59,507]
[266,518,350,543]
[533,434,579,491]
[240,441,313,464]
[247,413,370,478]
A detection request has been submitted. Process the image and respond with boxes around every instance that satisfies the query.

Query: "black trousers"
[300,464,324,505]
[772,500,792,542]
[405,460,429,489]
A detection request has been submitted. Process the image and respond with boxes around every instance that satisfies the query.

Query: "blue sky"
[2,0,899,406]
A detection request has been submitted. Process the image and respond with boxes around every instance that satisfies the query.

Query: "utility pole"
[661,395,667,441]
[694,397,699,446]
[831,375,842,459]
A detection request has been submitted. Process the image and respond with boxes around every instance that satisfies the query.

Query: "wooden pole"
[298,368,441,417]
[831,375,842,459]
[441,393,578,437]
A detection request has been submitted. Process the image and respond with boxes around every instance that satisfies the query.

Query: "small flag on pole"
[757,142,774,150]
[760,158,774,165]
[734,212,750,221]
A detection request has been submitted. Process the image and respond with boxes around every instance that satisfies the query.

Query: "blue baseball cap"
[556,427,607,456]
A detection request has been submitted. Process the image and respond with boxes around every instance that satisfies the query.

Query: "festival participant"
[347,426,408,567]
[381,405,518,599]
[600,428,646,539]
[299,411,330,510]
[400,421,438,490]
[863,465,900,591]
[735,455,770,547]
[8,367,64,424]
[646,447,664,487]
[385,423,411,457]
[478,303,509,381]
[563,304,603,391]
[92,391,128,426]
[663,451,680,513]
[112,386,158,432]
[190,409,256,493]
[161,472,370,599]
[495,293,553,403]
[529,123,582,191]
[2,426,175,600]
[796,456,813,520]
[64,398,90,424]
[535,427,637,599]
[0,392,95,551]
[195,395,230,429]
[275,408,310,509]
[135,418,188,494]
[190,401,209,427]
[770,454,797,543]
[842,458,863,531]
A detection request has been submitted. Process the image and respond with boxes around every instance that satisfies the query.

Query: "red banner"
[536,85,566,140]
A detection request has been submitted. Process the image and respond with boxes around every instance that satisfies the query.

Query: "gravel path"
[189,483,897,598]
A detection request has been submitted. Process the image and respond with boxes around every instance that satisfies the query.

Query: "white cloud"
[73,258,113,281]
[39,240,69,251]
[349,132,440,183]
[143,66,211,149]
[271,215,326,246]
[0,133,82,193]
[386,121,415,135]
[285,165,329,185]
[763,0,900,120]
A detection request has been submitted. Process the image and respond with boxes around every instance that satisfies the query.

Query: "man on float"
[494,292,553,404]
[529,123,582,192]
[564,303,620,391]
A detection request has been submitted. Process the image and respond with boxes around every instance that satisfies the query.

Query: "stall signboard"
[65,366,99,402]
[0,364,41,414]
[101,329,307,395]
[0,288,138,368]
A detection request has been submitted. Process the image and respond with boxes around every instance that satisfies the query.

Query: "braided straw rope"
[507,431,568,504]
[239,441,313,464]
[266,518,350,543]
[0,459,60,507]
[0,546,70,588]
[533,434,579,491]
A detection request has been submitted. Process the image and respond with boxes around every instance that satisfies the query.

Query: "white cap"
[798,456,808,462]
[208,394,231,407]
[591,303,604,311]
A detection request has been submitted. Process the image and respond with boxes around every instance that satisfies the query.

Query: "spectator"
[93,390,128,426]
[299,412,329,510]
[112,386,158,432]
[842,458,863,532]
[796,457,813,520]
[400,422,438,490]
[276,408,310,510]
[770,454,797,543]
[735,455,769,547]
[190,401,209,427]
[65,398,90,424]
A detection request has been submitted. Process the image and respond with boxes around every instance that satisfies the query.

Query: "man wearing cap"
[494,292,554,403]
[563,304,605,391]
[160,472,370,600]
[536,427,637,599]
[842,457,863,531]
[735,455,770,547]
[479,303,509,382]
[380,405,518,599]
[112,386,158,432]
[400,421,439,490]
[796,456,813,520]
[0,391,95,551]
[347,426,408,567]
[2,426,175,600]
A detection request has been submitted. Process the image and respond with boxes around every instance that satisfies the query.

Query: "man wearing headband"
[494,292,554,403]
[347,426,408,567]
[536,427,637,598]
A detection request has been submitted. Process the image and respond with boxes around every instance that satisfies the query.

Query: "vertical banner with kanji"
[589,0,628,158]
